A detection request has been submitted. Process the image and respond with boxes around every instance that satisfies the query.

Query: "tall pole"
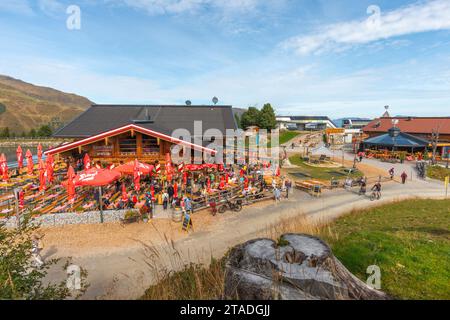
[99,186,104,223]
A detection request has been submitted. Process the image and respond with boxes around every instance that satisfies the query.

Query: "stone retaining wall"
[2,209,138,228]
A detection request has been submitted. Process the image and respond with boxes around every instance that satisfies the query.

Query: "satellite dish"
[212,97,219,105]
[185,100,192,106]
[384,105,389,110]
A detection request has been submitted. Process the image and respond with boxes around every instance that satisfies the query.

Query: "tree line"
[0,125,53,138]
[236,103,277,130]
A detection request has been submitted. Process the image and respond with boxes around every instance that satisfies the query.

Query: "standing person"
[167,184,174,207]
[31,234,44,267]
[285,179,292,199]
[273,187,281,203]
[184,196,193,215]
[162,190,169,210]
[401,171,408,184]
[389,167,395,180]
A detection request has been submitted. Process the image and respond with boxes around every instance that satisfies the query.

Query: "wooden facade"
[51,127,194,166]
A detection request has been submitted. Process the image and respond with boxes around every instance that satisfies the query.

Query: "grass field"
[427,165,450,181]
[141,199,450,300]
[279,131,301,145]
[288,154,362,180]
[321,199,450,300]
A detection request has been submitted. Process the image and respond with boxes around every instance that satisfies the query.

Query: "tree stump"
[224,233,390,300]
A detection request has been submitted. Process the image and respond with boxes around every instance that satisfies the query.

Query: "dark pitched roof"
[54,104,237,138]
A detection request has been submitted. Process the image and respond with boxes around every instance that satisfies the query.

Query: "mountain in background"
[0,75,92,134]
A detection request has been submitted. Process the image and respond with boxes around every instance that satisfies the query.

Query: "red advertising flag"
[133,159,141,192]
[67,165,76,203]
[83,153,91,170]
[37,143,43,163]
[26,149,33,175]
[16,145,23,170]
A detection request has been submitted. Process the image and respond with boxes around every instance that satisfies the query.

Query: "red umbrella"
[67,165,76,203]
[219,175,225,190]
[1,154,8,181]
[83,153,91,170]
[276,165,281,177]
[165,153,173,182]
[183,171,188,185]
[26,149,33,175]
[73,167,120,187]
[38,159,46,191]
[177,162,184,172]
[174,182,178,199]
[150,184,155,199]
[121,183,128,202]
[133,159,141,192]
[206,177,211,192]
[37,143,43,163]
[46,154,54,183]
[225,172,229,185]
[185,164,204,171]
[115,160,153,175]
[19,190,25,209]
[16,145,23,170]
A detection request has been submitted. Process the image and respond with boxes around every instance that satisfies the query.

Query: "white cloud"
[107,0,258,15]
[38,0,66,17]
[283,0,450,55]
[0,0,34,16]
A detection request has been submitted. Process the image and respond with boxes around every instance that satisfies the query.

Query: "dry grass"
[140,214,324,300]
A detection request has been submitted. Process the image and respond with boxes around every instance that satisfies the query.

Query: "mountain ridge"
[0,75,93,134]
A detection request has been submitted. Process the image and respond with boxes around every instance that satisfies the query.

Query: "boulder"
[224,233,389,300]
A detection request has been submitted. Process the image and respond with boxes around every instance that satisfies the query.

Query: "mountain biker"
[359,180,367,195]
[389,168,395,180]
[371,182,382,199]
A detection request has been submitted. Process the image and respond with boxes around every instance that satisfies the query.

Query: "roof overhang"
[45,124,217,156]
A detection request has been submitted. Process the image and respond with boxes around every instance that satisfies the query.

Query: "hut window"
[142,136,160,155]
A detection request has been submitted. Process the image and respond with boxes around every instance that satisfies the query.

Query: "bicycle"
[370,191,381,201]
[218,198,242,214]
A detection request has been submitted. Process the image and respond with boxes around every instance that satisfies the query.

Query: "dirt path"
[43,174,446,299]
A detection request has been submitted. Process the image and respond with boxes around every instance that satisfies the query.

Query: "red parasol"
[46,153,54,183]
[225,172,229,185]
[177,162,184,172]
[183,171,188,185]
[37,143,43,163]
[174,182,178,199]
[83,153,91,170]
[185,164,204,171]
[73,167,120,187]
[19,190,25,209]
[16,145,23,170]
[165,153,173,182]
[121,183,128,202]
[26,149,33,175]
[219,175,225,190]
[150,184,155,199]
[276,165,281,177]
[206,177,211,192]
[38,159,46,191]
[114,160,154,175]
[133,159,141,192]
[1,154,8,181]
[67,165,76,203]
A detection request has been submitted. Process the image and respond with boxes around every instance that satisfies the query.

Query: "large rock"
[224,234,389,300]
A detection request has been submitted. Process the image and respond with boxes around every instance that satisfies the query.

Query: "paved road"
[46,174,446,299]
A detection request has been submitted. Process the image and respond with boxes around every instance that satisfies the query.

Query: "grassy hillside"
[0,75,92,134]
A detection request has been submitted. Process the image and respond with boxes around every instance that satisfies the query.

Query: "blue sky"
[0,0,449,118]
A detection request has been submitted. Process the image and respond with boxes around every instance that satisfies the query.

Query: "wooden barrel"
[172,207,182,222]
